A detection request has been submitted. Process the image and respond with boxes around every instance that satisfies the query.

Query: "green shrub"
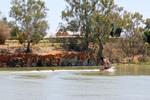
[32,33,43,44]
[68,39,87,52]
[18,34,25,44]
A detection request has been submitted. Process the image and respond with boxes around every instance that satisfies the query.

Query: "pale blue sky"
[0,0,149,33]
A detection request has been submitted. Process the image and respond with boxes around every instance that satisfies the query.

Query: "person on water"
[52,69,54,71]
[104,66,109,69]
[104,61,111,69]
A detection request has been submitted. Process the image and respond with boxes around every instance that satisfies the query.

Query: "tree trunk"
[85,35,89,51]
[98,38,105,65]
[27,41,30,53]
[26,33,31,53]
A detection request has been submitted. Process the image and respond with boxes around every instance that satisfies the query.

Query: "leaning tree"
[92,0,123,65]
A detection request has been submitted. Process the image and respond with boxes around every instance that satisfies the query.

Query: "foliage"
[18,34,25,44]
[10,0,49,52]
[32,33,43,44]
[121,11,145,57]
[138,55,148,62]
[9,21,21,40]
[61,0,123,64]
[144,30,150,43]
[109,10,124,37]
[145,18,150,30]
[65,38,87,52]
[91,0,123,65]
[110,27,122,37]
[61,0,96,51]
[0,21,11,44]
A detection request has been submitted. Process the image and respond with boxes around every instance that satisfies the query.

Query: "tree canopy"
[61,0,97,51]
[10,0,49,52]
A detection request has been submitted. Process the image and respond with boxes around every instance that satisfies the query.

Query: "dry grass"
[0,43,67,54]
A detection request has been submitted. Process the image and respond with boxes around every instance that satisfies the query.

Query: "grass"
[0,66,102,71]
[6,40,63,46]
[6,40,19,43]
[137,62,150,65]
[37,43,63,46]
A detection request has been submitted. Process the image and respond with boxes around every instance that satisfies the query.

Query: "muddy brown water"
[0,64,150,100]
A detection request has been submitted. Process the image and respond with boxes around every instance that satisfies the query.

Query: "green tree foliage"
[61,0,96,51]
[62,0,123,64]
[9,21,21,40]
[121,11,145,57]
[145,18,150,30]
[10,0,49,52]
[92,0,123,64]
[144,30,150,43]
[18,32,27,44]
[32,33,43,44]
[18,34,25,44]
[109,8,124,37]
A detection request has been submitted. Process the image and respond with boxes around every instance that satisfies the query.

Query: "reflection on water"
[21,75,47,79]
[0,64,150,100]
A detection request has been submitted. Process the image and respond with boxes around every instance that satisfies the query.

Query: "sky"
[0,0,150,34]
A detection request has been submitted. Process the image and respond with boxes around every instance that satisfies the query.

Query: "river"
[0,64,150,100]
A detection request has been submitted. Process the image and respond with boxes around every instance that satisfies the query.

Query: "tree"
[0,20,11,44]
[145,18,150,30]
[144,30,150,43]
[32,33,43,44]
[92,0,123,65]
[10,0,49,52]
[144,18,150,43]
[0,12,11,44]
[61,0,96,51]
[121,11,144,57]
[109,9,124,37]
[8,21,21,40]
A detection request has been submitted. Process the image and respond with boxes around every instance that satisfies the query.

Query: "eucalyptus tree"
[0,20,11,44]
[122,11,144,56]
[145,18,150,30]
[92,0,123,65]
[0,11,11,44]
[109,10,123,37]
[62,0,97,51]
[10,0,49,52]
[144,19,150,44]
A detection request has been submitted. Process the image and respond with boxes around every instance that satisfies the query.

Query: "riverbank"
[0,52,97,68]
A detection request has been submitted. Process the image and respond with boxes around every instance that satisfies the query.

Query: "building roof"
[44,31,81,39]
[56,31,62,36]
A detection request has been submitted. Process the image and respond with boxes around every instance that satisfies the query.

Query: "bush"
[32,33,43,44]
[144,30,150,43]
[138,55,148,62]
[0,21,11,44]
[18,32,27,44]
[18,34,25,44]
[104,42,126,63]
[68,39,87,52]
